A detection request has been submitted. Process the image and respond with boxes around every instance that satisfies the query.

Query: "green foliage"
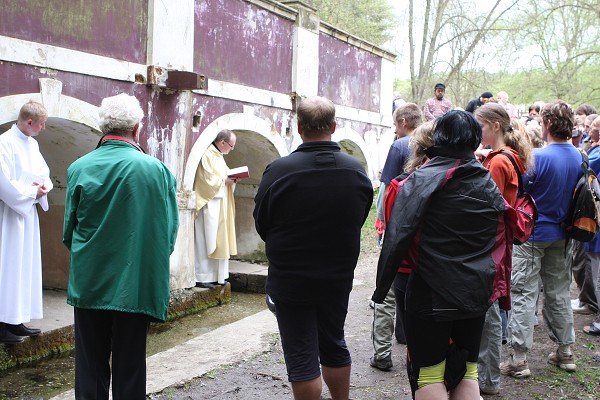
[312,0,396,46]
[360,191,379,252]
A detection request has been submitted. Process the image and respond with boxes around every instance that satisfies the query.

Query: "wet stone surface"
[0,292,265,400]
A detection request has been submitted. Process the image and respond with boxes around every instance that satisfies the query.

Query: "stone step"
[0,260,266,372]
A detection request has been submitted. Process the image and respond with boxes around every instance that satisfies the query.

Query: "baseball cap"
[434,83,446,89]
[481,92,493,98]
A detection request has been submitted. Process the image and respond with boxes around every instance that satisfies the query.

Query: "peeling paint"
[195,0,293,93]
[318,33,382,112]
[0,0,148,63]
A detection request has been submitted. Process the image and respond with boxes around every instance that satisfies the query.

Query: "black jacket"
[465,98,483,113]
[372,152,506,318]
[254,141,373,302]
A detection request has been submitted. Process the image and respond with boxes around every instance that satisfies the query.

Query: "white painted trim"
[0,37,392,128]
[0,79,100,130]
[183,113,287,190]
[319,22,396,62]
[0,35,147,82]
[147,0,195,70]
[380,58,395,125]
[336,104,392,128]
[246,0,298,20]
[194,80,293,110]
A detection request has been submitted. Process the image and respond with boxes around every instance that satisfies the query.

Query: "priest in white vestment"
[193,130,238,288]
[0,101,52,344]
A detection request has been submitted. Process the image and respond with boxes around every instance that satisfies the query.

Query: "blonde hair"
[475,103,533,170]
[405,121,435,173]
[18,100,47,123]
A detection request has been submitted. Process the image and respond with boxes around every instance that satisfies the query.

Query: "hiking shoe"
[548,349,576,372]
[479,387,500,395]
[370,355,393,371]
[500,355,530,378]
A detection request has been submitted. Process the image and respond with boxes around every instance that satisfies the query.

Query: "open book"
[228,166,249,179]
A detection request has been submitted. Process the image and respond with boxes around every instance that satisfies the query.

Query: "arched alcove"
[184,113,289,262]
[333,126,375,180]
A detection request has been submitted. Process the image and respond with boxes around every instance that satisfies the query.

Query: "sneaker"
[572,299,595,315]
[370,355,393,371]
[548,349,576,372]
[500,355,531,378]
[480,387,500,395]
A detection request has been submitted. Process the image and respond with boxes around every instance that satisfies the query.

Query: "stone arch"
[183,113,287,191]
[333,126,376,180]
[0,79,102,289]
[182,112,289,274]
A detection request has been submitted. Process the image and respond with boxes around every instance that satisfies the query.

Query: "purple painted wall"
[0,0,148,64]
[0,64,181,162]
[194,0,293,93]
[318,33,382,112]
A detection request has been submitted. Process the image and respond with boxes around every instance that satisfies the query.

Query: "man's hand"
[226,177,237,185]
[33,182,49,199]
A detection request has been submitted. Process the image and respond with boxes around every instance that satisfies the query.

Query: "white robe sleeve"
[0,157,38,217]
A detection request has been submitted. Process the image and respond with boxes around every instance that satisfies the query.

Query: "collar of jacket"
[295,141,340,152]
[424,145,475,160]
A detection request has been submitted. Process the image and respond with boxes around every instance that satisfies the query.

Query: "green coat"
[63,139,179,321]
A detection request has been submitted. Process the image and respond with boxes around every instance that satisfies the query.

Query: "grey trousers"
[371,287,395,359]
[569,240,598,310]
[507,240,575,354]
[478,301,502,392]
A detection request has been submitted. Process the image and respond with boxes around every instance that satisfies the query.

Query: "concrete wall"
[0,0,396,291]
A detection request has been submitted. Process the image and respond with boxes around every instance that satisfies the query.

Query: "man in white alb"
[0,100,53,343]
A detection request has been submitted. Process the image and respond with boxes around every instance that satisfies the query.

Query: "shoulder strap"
[580,149,590,175]
[499,151,524,195]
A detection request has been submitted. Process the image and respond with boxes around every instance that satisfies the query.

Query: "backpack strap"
[499,151,524,196]
[579,149,590,176]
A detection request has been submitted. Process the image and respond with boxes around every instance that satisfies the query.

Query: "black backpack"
[564,151,600,242]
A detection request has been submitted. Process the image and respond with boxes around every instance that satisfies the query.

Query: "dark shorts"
[273,293,351,382]
[405,311,485,392]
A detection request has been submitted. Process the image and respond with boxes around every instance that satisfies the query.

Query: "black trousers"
[74,307,150,400]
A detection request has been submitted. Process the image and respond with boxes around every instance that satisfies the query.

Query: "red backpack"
[500,152,538,244]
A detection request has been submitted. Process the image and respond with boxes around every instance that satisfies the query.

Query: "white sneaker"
[572,300,595,315]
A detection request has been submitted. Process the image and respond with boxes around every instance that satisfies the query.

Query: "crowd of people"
[1,85,599,400]
[374,84,600,399]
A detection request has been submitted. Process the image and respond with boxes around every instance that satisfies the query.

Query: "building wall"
[318,33,382,112]
[0,0,395,290]
[0,0,149,64]
[194,0,294,93]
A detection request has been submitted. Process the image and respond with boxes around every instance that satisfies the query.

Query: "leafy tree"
[506,0,600,104]
[311,0,396,46]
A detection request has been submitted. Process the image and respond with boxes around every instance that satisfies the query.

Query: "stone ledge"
[0,284,231,372]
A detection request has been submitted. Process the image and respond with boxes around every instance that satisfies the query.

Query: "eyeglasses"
[224,141,235,149]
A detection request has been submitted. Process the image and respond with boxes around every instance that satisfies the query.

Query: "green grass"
[360,190,379,252]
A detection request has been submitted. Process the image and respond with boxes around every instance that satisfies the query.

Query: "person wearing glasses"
[193,129,238,288]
